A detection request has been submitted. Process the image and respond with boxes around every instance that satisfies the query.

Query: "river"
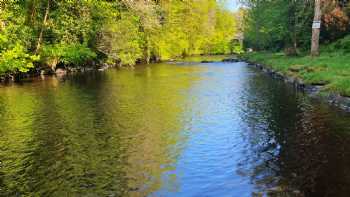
[1,59,350,196]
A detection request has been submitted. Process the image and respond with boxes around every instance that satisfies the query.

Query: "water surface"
[1,61,350,196]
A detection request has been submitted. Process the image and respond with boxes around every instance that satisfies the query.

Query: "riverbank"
[241,52,350,111]
[0,62,118,83]
[3,58,350,196]
[0,54,237,83]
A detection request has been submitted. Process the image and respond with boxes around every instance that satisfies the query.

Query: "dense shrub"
[0,43,39,73]
[42,43,96,68]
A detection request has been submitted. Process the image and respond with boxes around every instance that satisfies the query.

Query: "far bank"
[241,51,350,111]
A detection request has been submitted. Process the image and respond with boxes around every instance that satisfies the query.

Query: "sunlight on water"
[1,61,350,196]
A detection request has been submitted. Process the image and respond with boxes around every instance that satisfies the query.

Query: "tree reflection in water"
[0,65,201,196]
[238,70,350,196]
[1,62,350,196]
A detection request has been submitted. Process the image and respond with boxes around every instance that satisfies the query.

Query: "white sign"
[312,21,321,29]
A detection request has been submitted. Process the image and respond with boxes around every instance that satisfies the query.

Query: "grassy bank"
[241,52,350,97]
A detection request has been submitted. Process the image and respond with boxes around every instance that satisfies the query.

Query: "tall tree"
[311,0,322,56]
[0,0,239,75]
[35,0,50,53]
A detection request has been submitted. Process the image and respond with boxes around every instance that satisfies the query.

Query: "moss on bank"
[241,52,350,97]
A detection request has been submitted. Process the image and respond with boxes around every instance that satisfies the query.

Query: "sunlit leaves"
[97,13,143,66]
[42,43,96,66]
[0,43,39,73]
[0,0,239,73]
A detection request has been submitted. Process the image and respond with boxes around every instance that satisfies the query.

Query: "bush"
[42,43,96,67]
[0,43,39,74]
[323,35,350,53]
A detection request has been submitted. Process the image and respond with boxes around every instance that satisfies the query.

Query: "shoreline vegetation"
[0,0,241,82]
[2,0,350,112]
[240,49,350,111]
[241,38,350,97]
[0,54,239,83]
[239,0,350,111]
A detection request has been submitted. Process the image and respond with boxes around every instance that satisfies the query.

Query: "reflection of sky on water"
[2,61,350,196]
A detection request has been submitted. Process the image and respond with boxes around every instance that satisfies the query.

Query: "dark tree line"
[241,0,350,55]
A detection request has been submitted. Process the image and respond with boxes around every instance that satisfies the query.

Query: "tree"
[241,0,350,53]
[311,0,322,56]
[97,13,143,66]
[35,0,50,53]
[0,0,238,76]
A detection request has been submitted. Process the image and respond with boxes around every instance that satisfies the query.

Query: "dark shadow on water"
[238,67,350,196]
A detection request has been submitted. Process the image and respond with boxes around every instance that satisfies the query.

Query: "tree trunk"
[311,0,321,56]
[35,0,50,54]
[146,36,151,64]
[293,1,298,54]
[25,0,37,25]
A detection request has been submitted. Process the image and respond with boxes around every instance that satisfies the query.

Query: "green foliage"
[203,8,237,54]
[242,0,314,51]
[0,1,37,74]
[327,78,350,97]
[97,13,143,66]
[42,43,96,66]
[230,40,244,54]
[242,0,350,52]
[0,43,39,73]
[323,35,350,53]
[158,0,237,59]
[0,0,238,75]
[242,51,350,96]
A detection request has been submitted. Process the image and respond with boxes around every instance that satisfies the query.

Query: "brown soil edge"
[238,58,350,112]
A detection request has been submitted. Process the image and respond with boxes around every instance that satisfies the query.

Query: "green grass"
[241,51,350,97]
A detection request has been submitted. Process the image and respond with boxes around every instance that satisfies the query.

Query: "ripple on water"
[1,62,350,196]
